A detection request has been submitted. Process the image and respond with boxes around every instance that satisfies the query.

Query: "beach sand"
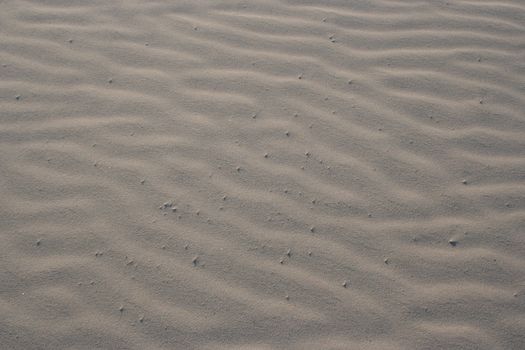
[1,0,524,349]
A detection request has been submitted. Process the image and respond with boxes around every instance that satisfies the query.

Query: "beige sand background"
[1,0,525,349]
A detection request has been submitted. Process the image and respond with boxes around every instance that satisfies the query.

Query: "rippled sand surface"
[1,1,525,349]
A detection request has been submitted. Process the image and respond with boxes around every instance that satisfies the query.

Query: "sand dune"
[1,0,524,349]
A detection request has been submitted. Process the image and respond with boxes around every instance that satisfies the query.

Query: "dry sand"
[1,0,525,349]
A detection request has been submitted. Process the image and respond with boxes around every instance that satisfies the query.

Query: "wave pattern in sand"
[1,0,525,349]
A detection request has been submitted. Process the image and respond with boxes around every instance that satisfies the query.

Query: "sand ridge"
[1,0,525,349]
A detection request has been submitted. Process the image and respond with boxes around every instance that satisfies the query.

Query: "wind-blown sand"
[1,0,525,349]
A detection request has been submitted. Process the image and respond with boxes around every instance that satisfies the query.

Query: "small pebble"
[384,258,389,264]
[462,179,468,185]
[140,179,145,184]
[285,131,290,136]
[449,239,457,247]
[119,306,124,312]
[108,78,113,84]
[285,294,289,300]
[15,95,21,100]
[342,281,347,288]
[36,239,41,246]
[264,153,269,158]
[192,256,199,266]
[310,226,315,233]
[286,248,291,257]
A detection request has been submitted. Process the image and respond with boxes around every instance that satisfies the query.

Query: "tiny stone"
[310,226,315,233]
[139,316,144,323]
[68,39,73,43]
[184,244,189,250]
[449,239,457,247]
[308,251,312,256]
[462,179,467,185]
[108,78,113,84]
[140,179,145,184]
[236,166,241,171]
[172,207,177,212]
[119,306,124,312]
[286,248,291,257]
[384,258,389,264]
[36,239,41,246]
[285,131,290,136]
[305,151,310,157]
[348,79,353,84]
[264,153,269,158]
[15,95,21,100]
[192,256,199,266]
[279,258,284,264]
[285,294,289,300]
[342,281,347,288]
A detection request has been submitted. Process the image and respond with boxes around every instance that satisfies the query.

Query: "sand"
[1,0,525,349]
